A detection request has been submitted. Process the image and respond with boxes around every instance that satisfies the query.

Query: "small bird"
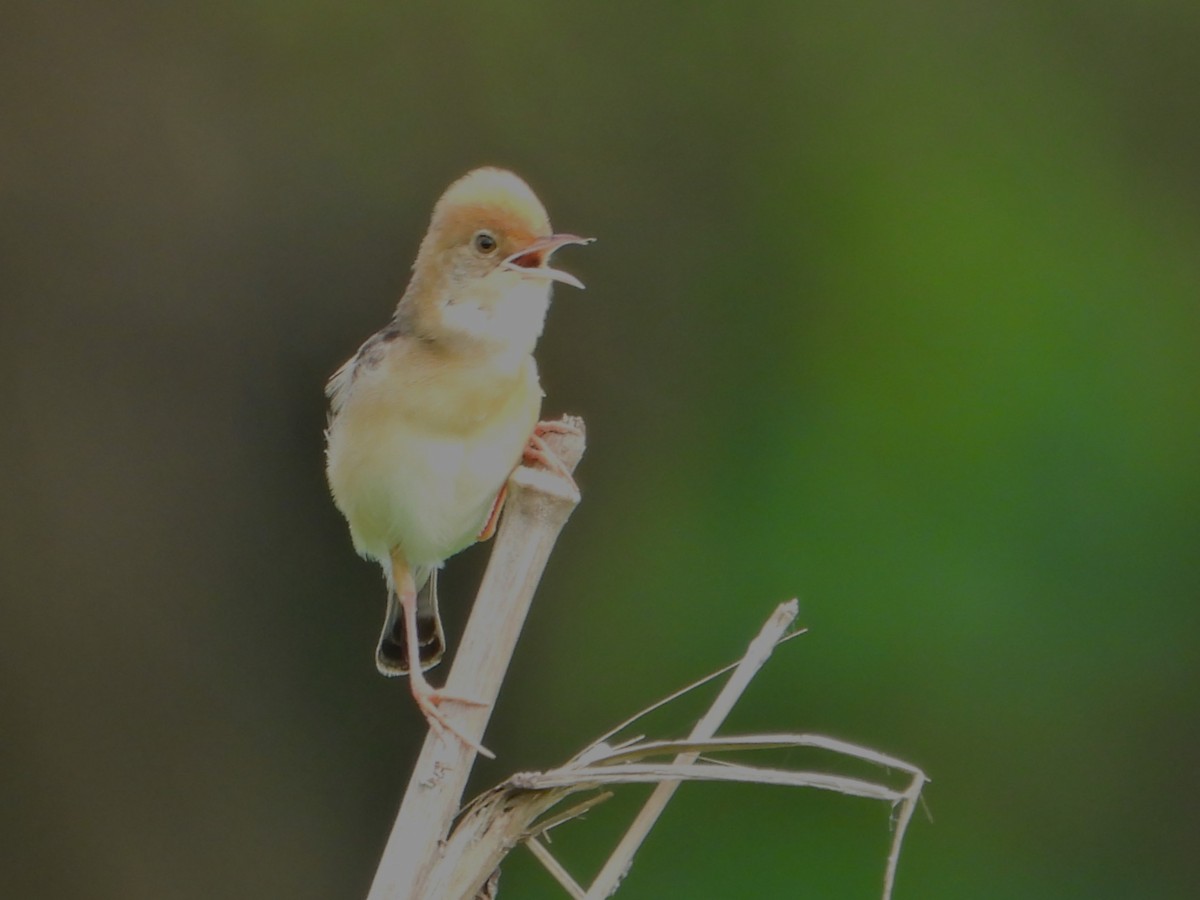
[324,167,591,746]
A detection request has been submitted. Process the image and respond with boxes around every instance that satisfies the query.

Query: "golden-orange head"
[403,168,593,351]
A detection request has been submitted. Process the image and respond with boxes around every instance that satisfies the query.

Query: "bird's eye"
[473,231,498,254]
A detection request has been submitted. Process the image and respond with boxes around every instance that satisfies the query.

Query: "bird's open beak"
[502,233,595,290]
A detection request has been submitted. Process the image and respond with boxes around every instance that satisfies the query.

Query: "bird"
[324,167,592,750]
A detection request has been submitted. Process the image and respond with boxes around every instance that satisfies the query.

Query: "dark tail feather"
[376,568,445,675]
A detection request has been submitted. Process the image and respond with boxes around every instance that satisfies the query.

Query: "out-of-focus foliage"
[3,2,1198,897]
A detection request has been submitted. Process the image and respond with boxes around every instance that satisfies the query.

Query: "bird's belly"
[327,394,536,566]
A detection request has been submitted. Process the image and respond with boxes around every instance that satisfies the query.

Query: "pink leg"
[523,420,580,491]
[480,419,578,543]
[391,550,494,759]
[476,483,508,542]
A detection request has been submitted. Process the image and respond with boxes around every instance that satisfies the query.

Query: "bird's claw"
[523,420,579,491]
[533,418,583,438]
[411,682,494,759]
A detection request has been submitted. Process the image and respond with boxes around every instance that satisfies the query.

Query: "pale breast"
[325,349,541,566]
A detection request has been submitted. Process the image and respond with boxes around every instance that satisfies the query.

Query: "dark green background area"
[3,2,1198,897]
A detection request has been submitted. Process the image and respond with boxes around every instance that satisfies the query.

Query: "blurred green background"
[3,1,1198,897]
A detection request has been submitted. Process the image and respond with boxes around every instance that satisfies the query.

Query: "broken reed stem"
[884,770,925,900]
[581,600,800,899]
[365,417,586,900]
[526,838,588,899]
[420,601,923,900]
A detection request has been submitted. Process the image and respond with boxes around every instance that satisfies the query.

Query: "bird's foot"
[523,420,580,491]
[411,679,494,759]
[533,418,583,438]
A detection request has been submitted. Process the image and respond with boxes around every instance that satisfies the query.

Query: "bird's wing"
[325,354,357,418]
[326,316,415,419]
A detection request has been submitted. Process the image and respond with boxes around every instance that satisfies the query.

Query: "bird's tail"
[376,567,445,675]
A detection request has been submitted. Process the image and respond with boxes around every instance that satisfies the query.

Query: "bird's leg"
[486,418,579,538]
[476,483,508,542]
[482,419,578,542]
[391,551,494,759]
[523,419,581,492]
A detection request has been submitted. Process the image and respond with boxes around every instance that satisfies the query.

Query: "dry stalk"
[363,417,927,900]
[429,601,927,900]
[365,416,586,900]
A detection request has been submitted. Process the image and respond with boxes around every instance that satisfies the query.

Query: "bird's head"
[405,168,593,357]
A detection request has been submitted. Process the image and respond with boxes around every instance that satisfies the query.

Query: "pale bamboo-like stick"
[581,600,799,898]
[365,417,586,900]
[420,600,924,900]
[525,838,588,899]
